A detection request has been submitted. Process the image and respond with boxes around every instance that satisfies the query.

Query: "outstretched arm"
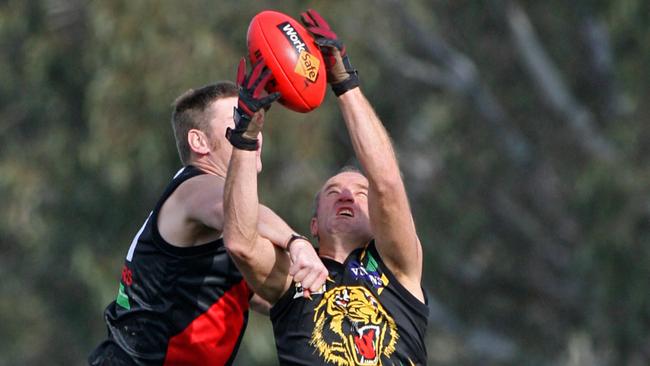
[224,138,291,303]
[338,89,423,300]
[223,58,328,303]
[302,9,424,302]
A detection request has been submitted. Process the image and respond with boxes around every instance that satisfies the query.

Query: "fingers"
[290,266,310,283]
[259,92,281,110]
[293,267,328,293]
[299,270,321,292]
[236,57,247,87]
[307,9,331,30]
[300,11,316,28]
[247,59,266,90]
[314,38,342,51]
[310,268,329,292]
[288,260,305,277]
[315,269,328,291]
[237,99,255,117]
[301,9,338,42]
[288,243,329,294]
[306,26,337,40]
[252,68,274,98]
[237,56,279,112]
[289,257,329,288]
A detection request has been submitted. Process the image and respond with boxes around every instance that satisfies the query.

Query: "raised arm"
[223,58,328,303]
[224,134,291,303]
[338,90,423,296]
[302,10,423,301]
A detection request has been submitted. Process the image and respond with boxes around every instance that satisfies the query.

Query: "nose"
[338,188,354,202]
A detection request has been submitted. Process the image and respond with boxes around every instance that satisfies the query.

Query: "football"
[247,10,327,113]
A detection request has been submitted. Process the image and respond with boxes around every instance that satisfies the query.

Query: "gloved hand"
[226,57,280,150]
[300,9,359,97]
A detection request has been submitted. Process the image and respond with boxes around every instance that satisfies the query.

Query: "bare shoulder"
[159,174,226,246]
[172,174,225,222]
[175,174,225,202]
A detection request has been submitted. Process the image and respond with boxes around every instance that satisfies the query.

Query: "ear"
[310,216,319,238]
[188,129,211,155]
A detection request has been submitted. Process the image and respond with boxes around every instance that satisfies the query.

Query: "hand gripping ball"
[247,10,326,113]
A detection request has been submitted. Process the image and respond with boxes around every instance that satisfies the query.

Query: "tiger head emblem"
[310,286,399,365]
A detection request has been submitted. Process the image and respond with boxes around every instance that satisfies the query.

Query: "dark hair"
[311,165,364,218]
[171,81,239,165]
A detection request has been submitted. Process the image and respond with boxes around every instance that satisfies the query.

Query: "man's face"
[208,97,263,172]
[312,171,372,242]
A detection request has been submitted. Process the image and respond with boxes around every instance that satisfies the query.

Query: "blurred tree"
[0,0,648,365]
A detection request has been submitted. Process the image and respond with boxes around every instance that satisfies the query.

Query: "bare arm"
[223,149,329,303]
[223,148,293,303]
[222,58,328,303]
[299,9,423,301]
[338,88,424,301]
[249,294,272,315]
[158,175,296,249]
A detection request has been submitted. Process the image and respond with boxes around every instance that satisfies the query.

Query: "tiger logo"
[310,286,399,365]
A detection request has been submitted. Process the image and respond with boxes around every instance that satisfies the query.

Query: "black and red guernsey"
[90,165,251,366]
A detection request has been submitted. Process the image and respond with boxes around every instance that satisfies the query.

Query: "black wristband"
[332,72,360,97]
[225,127,258,151]
[286,234,309,251]
[226,108,259,151]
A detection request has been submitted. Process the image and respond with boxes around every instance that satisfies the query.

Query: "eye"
[326,189,339,196]
[356,190,368,198]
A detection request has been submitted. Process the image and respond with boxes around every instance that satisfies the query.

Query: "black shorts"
[88,340,136,366]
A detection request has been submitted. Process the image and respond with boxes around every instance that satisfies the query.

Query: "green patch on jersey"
[116,283,130,310]
[365,251,379,272]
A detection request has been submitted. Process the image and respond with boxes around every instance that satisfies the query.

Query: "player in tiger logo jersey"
[223,9,428,366]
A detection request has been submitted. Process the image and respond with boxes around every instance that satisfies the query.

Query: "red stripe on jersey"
[164,280,251,365]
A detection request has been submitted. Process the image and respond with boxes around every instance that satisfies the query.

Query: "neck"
[318,234,368,263]
[191,157,228,178]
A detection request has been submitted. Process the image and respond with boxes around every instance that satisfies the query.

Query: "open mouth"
[337,207,354,217]
[350,325,380,365]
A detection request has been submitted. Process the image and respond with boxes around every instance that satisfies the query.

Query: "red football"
[247,10,326,113]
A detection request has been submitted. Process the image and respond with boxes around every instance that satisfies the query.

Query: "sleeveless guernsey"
[89,165,251,365]
[271,242,428,365]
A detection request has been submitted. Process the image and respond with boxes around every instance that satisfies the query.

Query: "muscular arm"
[338,87,424,302]
[223,147,328,303]
[158,174,294,248]
[223,148,293,303]
[249,294,272,315]
[223,57,327,303]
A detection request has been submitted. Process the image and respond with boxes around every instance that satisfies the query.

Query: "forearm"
[249,293,272,315]
[223,149,296,303]
[337,88,402,190]
[338,87,423,292]
[223,148,260,258]
[300,8,423,299]
[258,205,298,249]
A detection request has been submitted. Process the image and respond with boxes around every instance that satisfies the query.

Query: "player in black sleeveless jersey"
[88,69,328,365]
[223,9,429,365]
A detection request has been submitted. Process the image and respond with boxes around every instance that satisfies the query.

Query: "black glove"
[300,9,359,97]
[226,57,280,150]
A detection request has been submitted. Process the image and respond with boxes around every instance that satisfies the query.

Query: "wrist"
[331,72,359,97]
[227,108,259,150]
[286,234,310,252]
[226,127,258,151]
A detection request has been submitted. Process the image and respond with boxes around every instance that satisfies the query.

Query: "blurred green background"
[1,0,649,365]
